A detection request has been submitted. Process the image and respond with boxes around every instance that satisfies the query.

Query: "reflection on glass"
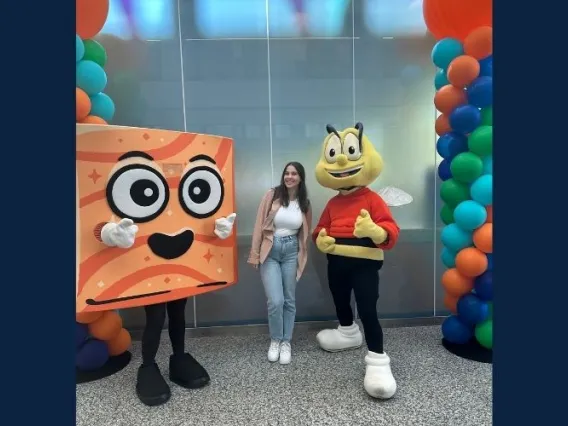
[364,0,427,37]
[100,0,175,40]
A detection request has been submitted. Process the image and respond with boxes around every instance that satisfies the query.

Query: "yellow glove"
[353,209,388,244]
[316,229,336,253]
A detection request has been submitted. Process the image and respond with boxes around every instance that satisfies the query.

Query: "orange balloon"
[447,56,480,89]
[455,247,488,277]
[106,328,132,356]
[441,268,474,298]
[76,311,103,324]
[434,85,467,115]
[443,294,458,314]
[485,205,492,223]
[88,310,122,341]
[76,88,91,122]
[81,115,108,125]
[464,26,493,60]
[423,0,492,42]
[435,114,452,136]
[473,223,492,253]
[76,0,109,39]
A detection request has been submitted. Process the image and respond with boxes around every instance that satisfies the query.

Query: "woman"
[248,162,312,365]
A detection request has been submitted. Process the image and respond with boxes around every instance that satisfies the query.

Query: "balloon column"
[424,0,493,361]
[76,0,131,382]
[76,0,115,125]
[76,311,132,383]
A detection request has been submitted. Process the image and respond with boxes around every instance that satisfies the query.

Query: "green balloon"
[450,152,483,184]
[475,319,493,350]
[481,106,492,126]
[468,126,493,157]
[440,204,455,225]
[83,39,107,68]
[440,178,470,208]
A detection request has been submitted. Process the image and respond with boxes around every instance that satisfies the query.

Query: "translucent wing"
[377,186,413,207]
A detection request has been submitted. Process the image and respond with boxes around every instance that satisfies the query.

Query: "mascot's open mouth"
[148,229,194,260]
[327,166,362,178]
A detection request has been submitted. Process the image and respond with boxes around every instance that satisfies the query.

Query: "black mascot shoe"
[136,363,171,406]
[169,352,210,389]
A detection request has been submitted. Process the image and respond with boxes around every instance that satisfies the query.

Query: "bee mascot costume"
[312,122,411,400]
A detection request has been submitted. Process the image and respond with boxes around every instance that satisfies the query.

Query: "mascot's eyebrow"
[189,154,216,164]
[326,124,341,140]
[354,122,364,151]
[118,151,154,162]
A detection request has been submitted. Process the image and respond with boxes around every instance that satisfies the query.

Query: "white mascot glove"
[101,218,139,249]
[214,213,237,240]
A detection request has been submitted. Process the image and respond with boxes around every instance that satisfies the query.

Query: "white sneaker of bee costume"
[364,351,397,399]
[267,340,280,362]
[316,322,363,352]
[279,342,292,365]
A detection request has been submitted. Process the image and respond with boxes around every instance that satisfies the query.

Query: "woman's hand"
[252,263,259,269]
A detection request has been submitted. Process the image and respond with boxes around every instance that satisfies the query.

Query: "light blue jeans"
[260,235,299,342]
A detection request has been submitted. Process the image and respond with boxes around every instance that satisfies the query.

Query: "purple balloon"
[449,105,481,134]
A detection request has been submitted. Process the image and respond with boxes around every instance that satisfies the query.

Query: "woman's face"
[283,165,301,190]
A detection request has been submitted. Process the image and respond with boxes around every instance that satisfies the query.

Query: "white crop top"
[273,200,303,237]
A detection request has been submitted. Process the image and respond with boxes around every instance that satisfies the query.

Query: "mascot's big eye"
[325,135,342,163]
[106,164,170,223]
[179,166,224,218]
[343,133,361,161]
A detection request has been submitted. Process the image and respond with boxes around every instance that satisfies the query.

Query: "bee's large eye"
[179,166,224,218]
[343,133,361,161]
[325,135,342,163]
[106,164,169,223]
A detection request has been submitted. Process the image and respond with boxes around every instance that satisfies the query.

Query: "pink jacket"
[247,189,312,280]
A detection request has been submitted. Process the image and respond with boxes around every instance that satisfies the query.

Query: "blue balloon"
[437,132,468,159]
[470,175,493,206]
[457,293,489,325]
[479,55,492,77]
[482,155,492,175]
[467,77,493,108]
[474,271,493,301]
[76,35,84,62]
[435,69,450,90]
[438,159,452,181]
[76,323,89,349]
[486,254,493,271]
[449,105,481,134]
[432,38,464,69]
[441,247,457,268]
[90,93,116,122]
[76,339,109,371]
[442,315,473,344]
[454,200,487,231]
[76,60,107,96]
[441,223,473,252]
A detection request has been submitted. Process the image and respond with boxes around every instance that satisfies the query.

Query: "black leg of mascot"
[312,122,412,399]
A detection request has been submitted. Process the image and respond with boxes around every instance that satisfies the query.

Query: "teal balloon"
[435,69,449,90]
[76,60,107,96]
[482,155,492,175]
[441,248,456,268]
[76,35,84,62]
[90,93,115,122]
[441,223,473,252]
[431,38,464,69]
[454,200,487,231]
[470,175,493,206]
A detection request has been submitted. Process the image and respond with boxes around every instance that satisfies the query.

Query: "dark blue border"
[4,1,75,422]
[494,1,563,424]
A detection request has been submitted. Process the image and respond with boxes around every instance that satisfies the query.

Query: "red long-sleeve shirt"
[312,187,400,250]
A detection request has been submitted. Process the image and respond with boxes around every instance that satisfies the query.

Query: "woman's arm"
[247,189,273,265]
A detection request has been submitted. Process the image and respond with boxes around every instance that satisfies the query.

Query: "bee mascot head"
[315,122,382,190]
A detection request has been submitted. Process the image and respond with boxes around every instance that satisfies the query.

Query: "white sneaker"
[267,339,280,362]
[316,323,363,352]
[364,351,397,399]
[279,342,292,365]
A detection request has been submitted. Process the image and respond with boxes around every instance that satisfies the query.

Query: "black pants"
[327,253,384,353]
[141,298,187,365]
